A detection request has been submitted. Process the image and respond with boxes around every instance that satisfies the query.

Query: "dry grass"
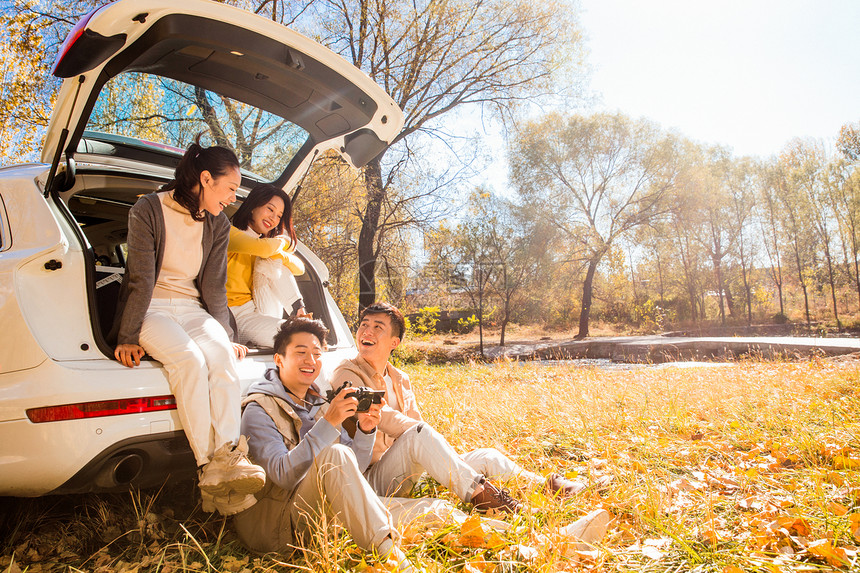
[2,358,859,572]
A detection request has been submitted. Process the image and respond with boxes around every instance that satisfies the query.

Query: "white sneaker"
[200,488,258,516]
[560,509,612,549]
[198,436,266,496]
[378,538,425,572]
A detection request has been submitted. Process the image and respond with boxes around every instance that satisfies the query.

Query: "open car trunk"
[58,159,344,356]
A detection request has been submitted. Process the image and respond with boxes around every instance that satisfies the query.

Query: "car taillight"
[52,4,127,78]
[27,396,177,423]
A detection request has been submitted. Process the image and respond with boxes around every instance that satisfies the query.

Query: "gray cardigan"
[112,192,234,345]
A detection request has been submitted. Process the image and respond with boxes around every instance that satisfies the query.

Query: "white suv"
[0,0,402,497]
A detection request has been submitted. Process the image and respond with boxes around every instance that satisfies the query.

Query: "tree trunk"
[850,228,860,310]
[576,256,601,339]
[500,292,510,347]
[714,257,726,326]
[823,242,842,329]
[740,262,752,326]
[357,157,385,312]
[792,241,811,326]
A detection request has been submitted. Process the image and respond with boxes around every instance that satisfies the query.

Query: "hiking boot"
[200,488,258,516]
[560,509,612,549]
[470,479,522,514]
[545,473,587,498]
[198,435,266,496]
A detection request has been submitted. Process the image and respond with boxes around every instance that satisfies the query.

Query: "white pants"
[461,448,545,485]
[275,444,511,553]
[365,424,485,501]
[290,444,397,551]
[234,257,304,347]
[232,300,283,348]
[139,298,240,467]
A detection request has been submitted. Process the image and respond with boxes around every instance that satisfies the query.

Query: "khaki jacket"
[330,356,423,464]
[232,392,324,553]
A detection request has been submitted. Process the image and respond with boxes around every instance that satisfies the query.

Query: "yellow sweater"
[226,226,304,307]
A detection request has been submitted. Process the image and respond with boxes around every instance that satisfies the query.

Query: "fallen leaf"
[807,539,850,567]
[458,515,486,548]
[834,455,860,469]
[849,513,860,542]
[827,501,849,516]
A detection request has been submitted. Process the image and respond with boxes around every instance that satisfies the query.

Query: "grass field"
[2,358,859,572]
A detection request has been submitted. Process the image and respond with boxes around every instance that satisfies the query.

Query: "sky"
[579,0,860,158]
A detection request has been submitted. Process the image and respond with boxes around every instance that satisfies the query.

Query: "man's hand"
[357,402,383,433]
[233,343,248,360]
[323,387,359,427]
[115,344,146,368]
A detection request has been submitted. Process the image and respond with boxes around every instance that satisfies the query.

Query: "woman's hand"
[357,401,383,433]
[323,387,359,427]
[115,344,146,368]
[233,343,248,360]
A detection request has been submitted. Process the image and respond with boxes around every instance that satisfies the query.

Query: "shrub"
[456,314,479,333]
[772,312,789,324]
[408,306,440,337]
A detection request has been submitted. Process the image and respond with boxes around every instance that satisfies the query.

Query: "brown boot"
[545,473,586,498]
[470,479,522,514]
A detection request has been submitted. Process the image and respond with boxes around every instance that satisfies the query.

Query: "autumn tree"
[781,138,841,328]
[726,158,761,325]
[767,158,816,326]
[832,121,860,309]
[757,163,787,317]
[510,112,679,338]
[300,0,584,313]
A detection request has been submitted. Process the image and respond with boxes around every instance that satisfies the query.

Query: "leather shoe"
[470,479,522,514]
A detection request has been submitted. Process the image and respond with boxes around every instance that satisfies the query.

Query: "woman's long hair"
[231,183,297,245]
[162,135,240,221]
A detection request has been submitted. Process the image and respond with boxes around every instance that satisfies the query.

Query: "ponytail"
[162,136,240,221]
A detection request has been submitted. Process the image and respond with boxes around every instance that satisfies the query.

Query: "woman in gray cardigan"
[113,140,265,516]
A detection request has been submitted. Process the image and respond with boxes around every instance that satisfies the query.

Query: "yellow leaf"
[833,455,860,469]
[777,516,810,536]
[458,515,487,548]
[849,513,860,541]
[701,529,718,546]
[827,501,849,516]
[807,539,849,567]
[485,530,507,549]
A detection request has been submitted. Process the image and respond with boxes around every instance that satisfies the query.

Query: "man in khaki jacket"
[329,302,584,514]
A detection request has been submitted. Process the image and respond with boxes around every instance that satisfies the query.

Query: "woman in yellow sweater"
[227,184,306,348]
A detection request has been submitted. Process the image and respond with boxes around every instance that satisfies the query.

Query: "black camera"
[326,381,385,413]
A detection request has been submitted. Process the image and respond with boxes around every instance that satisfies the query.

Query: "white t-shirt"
[383,370,399,411]
[152,192,203,300]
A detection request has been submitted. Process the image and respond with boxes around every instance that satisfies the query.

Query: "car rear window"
[85,72,309,181]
